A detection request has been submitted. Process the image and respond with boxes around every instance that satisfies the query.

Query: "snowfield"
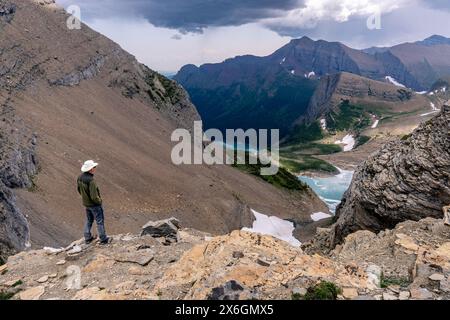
[421,102,440,116]
[385,76,406,88]
[371,119,379,129]
[242,209,301,247]
[335,134,355,152]
[310,212,332,222]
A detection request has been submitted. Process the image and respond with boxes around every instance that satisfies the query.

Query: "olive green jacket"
[77,172,102,207]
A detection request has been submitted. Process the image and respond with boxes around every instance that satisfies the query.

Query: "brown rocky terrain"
[0,0,328,261]
[302,72,430,126]
[330,105,450,245]
[1,216,449,300]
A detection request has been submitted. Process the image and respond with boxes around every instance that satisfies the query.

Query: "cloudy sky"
[56,0,450,74]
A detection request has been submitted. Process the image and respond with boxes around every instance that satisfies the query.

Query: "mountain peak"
[289,36,314,44]
[417,35,450,46]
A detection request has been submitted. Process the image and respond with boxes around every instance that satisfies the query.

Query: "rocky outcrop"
[0,2,16,23]
[141,217,180,244]
[301,73,340,125]
[306,217,450,300]
[49,54,107,87]
[0,98,38,262]
[300,72,423,125]
[330,105,450,245]
[2,218,450,300]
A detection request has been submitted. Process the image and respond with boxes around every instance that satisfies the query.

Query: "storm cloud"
[59,0,303,33]
[58,0,449,36]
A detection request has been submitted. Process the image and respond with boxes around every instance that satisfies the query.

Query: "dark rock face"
[302,73,341,124]
[373,51,422,91]
[207,280,245,300]
[49,54,107,87]
[330,105,450,245]
[0,2,16,23]
[0,184,30,260]
[141,218,180,242]
[0,100,38,261]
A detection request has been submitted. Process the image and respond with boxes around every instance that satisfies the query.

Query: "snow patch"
[428,92,434,96]
[420,102,440,116]
[416,91,427,95]
[280,57,286,64]
[371,119,379,129]
[291,70,295,75]
[242,209,301,247]
[335,134,355,152]
[307,71,315,78]
[385,76,406,88]
[320,118,327,130]
[310,212,332,222]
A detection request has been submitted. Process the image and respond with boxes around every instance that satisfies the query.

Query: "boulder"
[36,275,49,283]
[19,286,45,300]
[331,106,450,245]
[342,288,358,299]
[429,274,445,282]
[207,280,245,300]
[440,278,450,293]
[383,292,398,300]
[399,291,410,300]
[141,217,180,241]
[410,288,434,300]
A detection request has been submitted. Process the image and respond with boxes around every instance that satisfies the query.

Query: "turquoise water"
[299,169,354,213]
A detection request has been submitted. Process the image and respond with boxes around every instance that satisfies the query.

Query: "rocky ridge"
[301,72,426,125]
[330,105,450,245]
[1,217,450,300]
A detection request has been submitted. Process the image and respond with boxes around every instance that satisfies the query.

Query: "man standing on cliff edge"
[77,160,110,245]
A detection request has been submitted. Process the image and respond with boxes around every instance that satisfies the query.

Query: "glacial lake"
[299,168,354,213]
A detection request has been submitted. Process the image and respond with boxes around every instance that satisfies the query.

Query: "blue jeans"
[84,206,107,242]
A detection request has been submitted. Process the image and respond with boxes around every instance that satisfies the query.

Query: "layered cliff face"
[330,105,450,245]
[0,96,38,262]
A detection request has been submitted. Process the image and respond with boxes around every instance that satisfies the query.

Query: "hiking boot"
[85,235,97,245]
[99,237,111,245]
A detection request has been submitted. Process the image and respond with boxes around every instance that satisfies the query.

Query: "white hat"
[81,160,98,172]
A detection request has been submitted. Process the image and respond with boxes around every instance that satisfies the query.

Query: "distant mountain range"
[175,35,450,139]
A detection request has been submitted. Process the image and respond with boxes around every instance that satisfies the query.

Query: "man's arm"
[89,180,102,206]
[77,178,81,195]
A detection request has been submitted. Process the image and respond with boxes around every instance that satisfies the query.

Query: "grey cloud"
[58,0,303,33]
[269,6,450,49]
[424,0,450,11]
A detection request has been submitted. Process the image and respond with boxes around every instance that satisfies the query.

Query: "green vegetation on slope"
[231,152,308,191]
[189,74,318,138]
[281,157,338,174]
[380,275,411,288]
[281,142,341,157]
[326,100,372,132]
[285,121,324,145]
[303,281,342,300]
